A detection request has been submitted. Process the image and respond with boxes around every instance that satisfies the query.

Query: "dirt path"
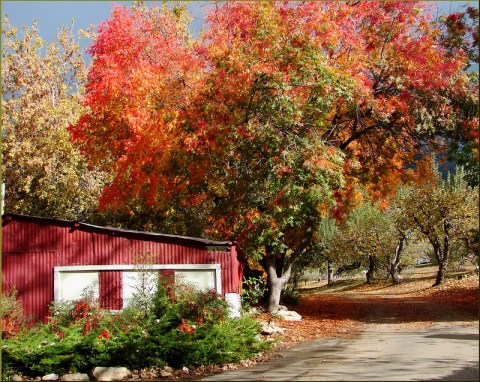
[269,272,479,348]
[202,272,479,381]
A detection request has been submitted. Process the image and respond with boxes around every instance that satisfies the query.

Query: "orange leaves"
[71,1,477,246]
[179,319,195,334]
[71,5,205,211]
[98,329,111,340]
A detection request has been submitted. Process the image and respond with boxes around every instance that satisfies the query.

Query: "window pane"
[122,271,158,307]
[60,272,99,301]
[175,270,216,291]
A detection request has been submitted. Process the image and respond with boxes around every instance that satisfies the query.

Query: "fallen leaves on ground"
[259,268,478,352]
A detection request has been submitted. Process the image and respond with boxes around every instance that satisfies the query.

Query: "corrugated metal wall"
[99,271,123,310]
[2,215,241,322]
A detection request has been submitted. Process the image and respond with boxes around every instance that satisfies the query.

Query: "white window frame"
[53,264,222,303]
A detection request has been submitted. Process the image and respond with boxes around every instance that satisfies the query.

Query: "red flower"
[98,329,111,340]
[167,288,175,303]
[179,319,195,334]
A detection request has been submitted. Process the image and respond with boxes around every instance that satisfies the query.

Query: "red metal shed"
[2,214,243,322]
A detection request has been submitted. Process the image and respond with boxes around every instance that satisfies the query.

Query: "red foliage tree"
[71,2,477,312]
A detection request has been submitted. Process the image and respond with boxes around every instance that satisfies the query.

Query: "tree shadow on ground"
[291,288,479,325]
[300,275,436,295]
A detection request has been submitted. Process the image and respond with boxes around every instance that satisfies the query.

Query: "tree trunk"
[292,272,300,289]
[390,264,400,285]
[389,236,405,285]
[366,255,376,284]
[327,259,334,285]
[434,260,448,286]
[263,218,315,312]
[266,276,285,313]
[433,239,450,286]
[432,222,451,287]
[265,257,290,313]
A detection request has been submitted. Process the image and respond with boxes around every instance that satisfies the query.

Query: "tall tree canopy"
[2,18,107,220]
[71,2,478,311]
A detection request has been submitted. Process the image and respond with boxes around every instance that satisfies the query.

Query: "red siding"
[99,271,123,310]
[2,215,242,322]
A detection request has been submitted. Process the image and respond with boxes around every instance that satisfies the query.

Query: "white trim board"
[54,264,223,302]
[54,264,221,272]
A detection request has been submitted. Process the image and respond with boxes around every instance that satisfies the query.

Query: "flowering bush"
[2,280,270,378]
[1,287,31,339]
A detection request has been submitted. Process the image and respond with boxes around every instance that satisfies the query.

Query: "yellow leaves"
[315,201,331,219]
[2,17,108,220]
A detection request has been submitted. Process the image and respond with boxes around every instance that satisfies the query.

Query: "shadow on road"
[426,333,479,341]
[430,363,480,381]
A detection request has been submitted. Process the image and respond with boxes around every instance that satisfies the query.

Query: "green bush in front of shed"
[1,282,270,378]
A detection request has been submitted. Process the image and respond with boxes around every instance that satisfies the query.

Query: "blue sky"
[1,1,212,61]
[1,1,212,37]
[1,1,479,64]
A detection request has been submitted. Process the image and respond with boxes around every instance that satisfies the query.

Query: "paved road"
[202,323,479,381]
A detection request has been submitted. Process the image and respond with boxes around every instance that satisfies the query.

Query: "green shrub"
[241,276,267,311]
[3,323,87,375]
[180,316,269,367]
[174,287,229,325]
[2,281,270,378]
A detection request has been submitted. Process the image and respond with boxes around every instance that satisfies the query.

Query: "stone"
[58,374,89,381]
[278,305,289,311]
[92,367,131,381]
[163,366,174,373]
[11,375,22,382]
[159,371,173,378]
[276,310,302,321]
[225,293,242,318]
[42,375,59,381]
[260,322,284,335]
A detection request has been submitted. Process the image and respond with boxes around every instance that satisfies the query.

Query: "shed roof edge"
[2,213,232,247]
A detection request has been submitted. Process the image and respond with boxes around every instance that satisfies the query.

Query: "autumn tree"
[332,202,397,284]
[71,3,347,312]
[71,2,478,312]
[1,18,107,220]
[298,1,477,207]
[322,195,412,285]
[396,164,479,286]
